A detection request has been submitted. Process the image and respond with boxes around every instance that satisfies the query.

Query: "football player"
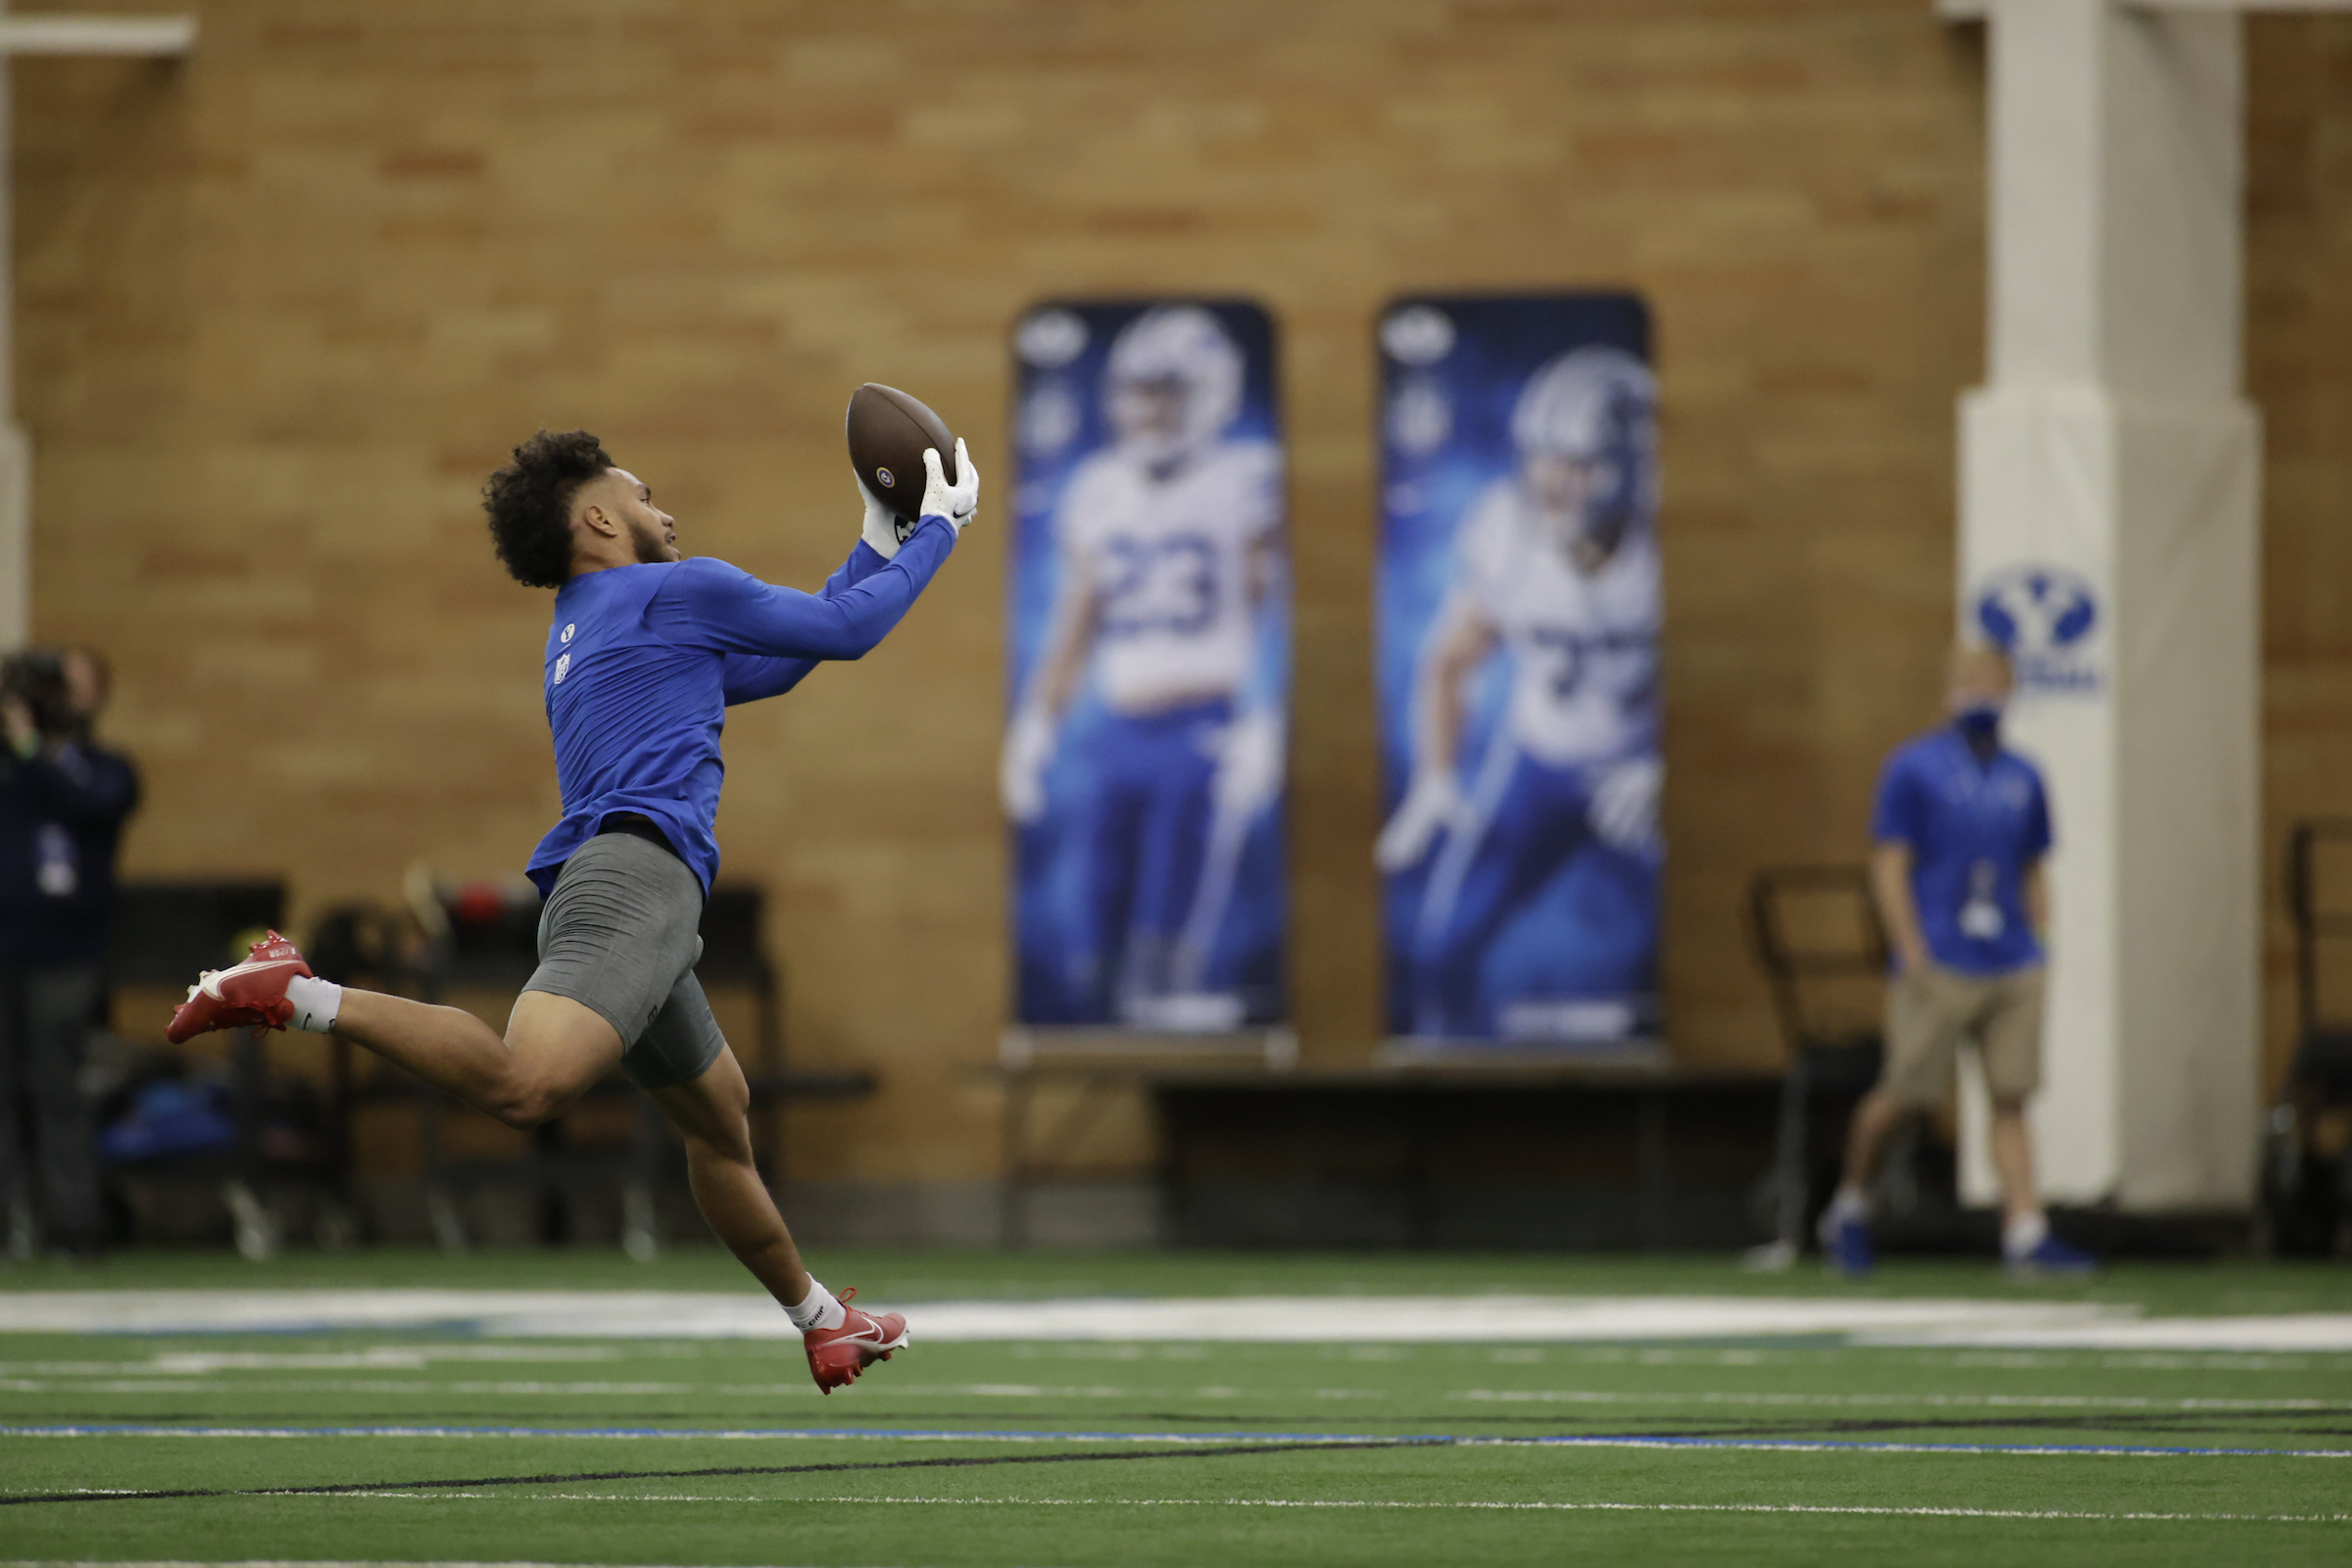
[1003,307,1285,1029]
[165,429,977,1391]
[1377,345,1662,1040]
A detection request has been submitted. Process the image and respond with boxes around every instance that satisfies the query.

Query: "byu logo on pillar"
[1974,564,2100,695]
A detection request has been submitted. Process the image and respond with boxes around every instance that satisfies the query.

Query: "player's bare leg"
[649,1044,812,1304]
[1837,1086,1908,1198]
[1988,1095,2088,1274]
[1987,1097,2038,1225]
[1817,1085,1908,1275]
[329,988,624,1129]
[336,986,816,1299]
[170,932,906,1388]
[654,1046,907,1390]
[169,933,620,1129]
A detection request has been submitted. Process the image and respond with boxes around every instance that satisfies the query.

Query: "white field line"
[21,1348,2351,1381]
[1456,1389,2352,1410]
[65,1494,2351,1525]
[0,1292,2134,1343]
[0,1289,2341,1351]
[152,1348,620,1371]
[1863,1318,2352,1351]
[5,1375,2343,1412]
[0,1380,707,1396]
[0,1348,619,1375]
[1376,1346,2352,1370]
[0,1380,1305,1399]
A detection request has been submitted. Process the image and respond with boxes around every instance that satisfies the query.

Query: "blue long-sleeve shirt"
[527,520,953,897]
[716,530,891,706]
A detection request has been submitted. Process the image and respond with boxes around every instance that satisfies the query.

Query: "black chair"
[103,879,327,1257]
[1746,865,1889,1260]
[305,899,430,1246]
[107,880,286,986]
[2268,820,2352,1255]
[703,884,877,1181]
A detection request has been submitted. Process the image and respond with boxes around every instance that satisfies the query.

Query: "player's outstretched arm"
[666,529,950,663]
[718,479,909,705]
[658,442,980,665]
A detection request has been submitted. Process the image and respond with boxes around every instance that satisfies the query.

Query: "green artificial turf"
[2,1250,2349,1566]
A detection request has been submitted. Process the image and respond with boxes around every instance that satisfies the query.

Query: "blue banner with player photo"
[1375,294,1661,1049]
[1004,300,1288,1031]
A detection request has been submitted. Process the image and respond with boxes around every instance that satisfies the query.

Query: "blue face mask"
[1954,704,2003,748]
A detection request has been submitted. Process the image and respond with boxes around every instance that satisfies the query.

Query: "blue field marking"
[2,1424,2345,1459]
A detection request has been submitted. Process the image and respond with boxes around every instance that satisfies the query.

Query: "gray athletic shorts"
[525,830,725,1091]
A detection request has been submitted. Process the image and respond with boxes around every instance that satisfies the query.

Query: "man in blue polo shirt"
[1819,643,2093,1278]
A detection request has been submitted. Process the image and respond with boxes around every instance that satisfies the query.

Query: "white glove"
[858,475,912,560]
[1375,768,1468,871]
[1590,755,1662,853]
[1211,710,1285,822]
[1001,707,1054,823]
[920,439,981,536]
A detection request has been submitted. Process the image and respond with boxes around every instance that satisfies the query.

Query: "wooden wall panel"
[2249,16,2352,1099]
[12,2,2341,1185]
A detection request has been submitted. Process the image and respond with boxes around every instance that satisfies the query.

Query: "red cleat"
[166,930,314,1044]
[804,1287,909,1394]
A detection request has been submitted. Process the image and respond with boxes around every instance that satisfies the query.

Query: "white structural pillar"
[0,7,196,650]
[1949,0,2320,1209]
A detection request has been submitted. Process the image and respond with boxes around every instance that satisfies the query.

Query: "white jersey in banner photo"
[1457,482,1660,769]
[1058,439,1282,713]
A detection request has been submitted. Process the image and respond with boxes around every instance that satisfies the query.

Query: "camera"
[1,647,77,741]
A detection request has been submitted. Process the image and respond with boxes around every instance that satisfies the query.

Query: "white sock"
[2003,1210,2048,1258]
[786,1279,847,1332]
[285,975,344,1034]
[1826,1186,1869,1224]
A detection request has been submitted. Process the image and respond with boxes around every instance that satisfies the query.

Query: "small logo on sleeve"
[561,622,576,644]
[553,653,571,685]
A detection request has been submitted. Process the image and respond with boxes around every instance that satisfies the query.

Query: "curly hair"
[482,429,614,588]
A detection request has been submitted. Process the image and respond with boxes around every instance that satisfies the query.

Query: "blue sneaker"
[1817,1210,1875,1277]
[2005,1233,2097,1279]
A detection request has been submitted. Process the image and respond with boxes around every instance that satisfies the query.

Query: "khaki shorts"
[1881,962,2044,1108]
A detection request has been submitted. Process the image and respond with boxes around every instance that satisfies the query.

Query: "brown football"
[845,383,957,523]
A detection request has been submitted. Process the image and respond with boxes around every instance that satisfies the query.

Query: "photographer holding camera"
[0,647,138,1255]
